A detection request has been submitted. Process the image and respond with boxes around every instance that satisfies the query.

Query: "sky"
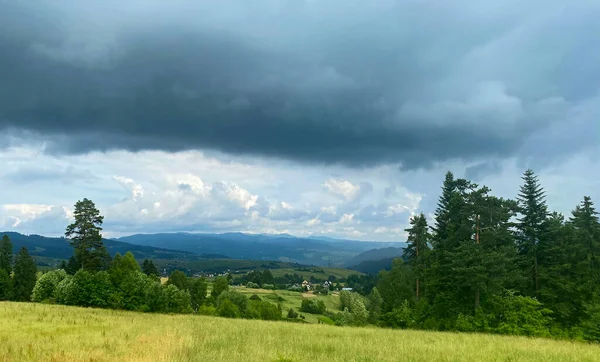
[0,0,599,241]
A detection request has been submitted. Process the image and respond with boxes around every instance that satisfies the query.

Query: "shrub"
[246,282,260,289]
[31,269,68,303]
[218,298,240,318]
[300,299,326,314]
[197,304,217,316]
[287,308,298,319]
[217,291,248,315]
[163,284,192,314]
[262,284,275,290]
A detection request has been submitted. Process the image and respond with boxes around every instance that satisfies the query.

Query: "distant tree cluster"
[23,199,285,321]
[374,170,600,341]
[0,234,38,302]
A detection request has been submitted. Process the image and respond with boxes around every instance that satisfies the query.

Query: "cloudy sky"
[1,0,598,241]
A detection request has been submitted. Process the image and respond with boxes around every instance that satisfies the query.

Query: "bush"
[381,300,414,329]
[31,269,68,303]
[197,304,217,316]
[249,294,262,301]
[163,284,192,314]
[262,284,275,290]
[246,282,260,289]
[287,308,298,319]
[218,298,240,318]
[217,291,248,315]
[300,299,326,314]
[288,286,303,293]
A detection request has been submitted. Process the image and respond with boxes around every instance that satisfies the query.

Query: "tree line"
[375,169,600,341]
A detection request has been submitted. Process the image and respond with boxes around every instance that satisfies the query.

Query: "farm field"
[1,302,599,362]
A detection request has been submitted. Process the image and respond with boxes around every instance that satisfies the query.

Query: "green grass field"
[1,302,599,362]
[233,286,340,323]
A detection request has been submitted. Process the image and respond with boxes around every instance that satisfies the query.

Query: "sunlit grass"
[1,302,598,362]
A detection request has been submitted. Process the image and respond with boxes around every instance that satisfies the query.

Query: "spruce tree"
[516,169,548,298]
[11,247,37,301]
[65,198,111,271]
[0,269,11,300]
[404,213,430,300]
[142,259,160,276]
[0,234,13,276]
[65,255,80,275]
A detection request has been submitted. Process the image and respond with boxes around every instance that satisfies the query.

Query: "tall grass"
[1,302,598,362]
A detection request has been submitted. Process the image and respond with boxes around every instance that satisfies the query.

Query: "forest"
[0,169,599,341]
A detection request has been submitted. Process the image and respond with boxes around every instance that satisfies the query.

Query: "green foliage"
[300,299,326,314]
[163,284,192,314]
[197,304,217,316]
[189,277,208,312]
[218,298,241,318]
[247,299,282,320]
[65,256,79,275]
[381,300,415,329]
[166,270,189,291]
[0,269,12,301]
[12,247,37,301]
[367,287,383,323]
[217,291,248,315]
[376,259,414,312]
[31,269,68,303]
[142,259,160,276]
[65,198,110,272]
[287,308,298,319]
[211,276,229,298]
[0,234,13,275]
[109,252,141,286]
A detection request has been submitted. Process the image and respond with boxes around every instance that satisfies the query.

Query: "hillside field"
[1,302,599,362]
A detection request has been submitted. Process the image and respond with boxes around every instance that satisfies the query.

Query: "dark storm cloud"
[1,0,599,168]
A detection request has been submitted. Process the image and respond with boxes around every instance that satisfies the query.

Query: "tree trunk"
[416,278,420,301]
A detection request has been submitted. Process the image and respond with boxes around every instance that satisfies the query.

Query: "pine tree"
[404,213,430,301]
[516,169,548,298]
[568,197,600,318]
[0,234,13,275]
[11,247,37,301]
[65,255,80,275]
[142,259,160,276]
[65,198,110,271]
[0,269,11,300]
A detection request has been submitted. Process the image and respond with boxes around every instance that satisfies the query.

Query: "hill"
[345,247,404,267]
[0,232,198,266]
[1,302,597,362]
[118,232,404,267]
[349,257,397,275]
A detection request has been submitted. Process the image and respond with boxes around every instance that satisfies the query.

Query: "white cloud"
[1,145,597,242]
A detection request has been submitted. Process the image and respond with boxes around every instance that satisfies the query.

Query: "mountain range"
[1,231,405,267]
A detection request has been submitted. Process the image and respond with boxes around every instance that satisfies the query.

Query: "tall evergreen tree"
[142,259,160,276]
[65,255,80,275]
[0,234,13,276]
[11,247,37,301]
[65,198,110,271]
[404,213,430,301]
[0,269,11,300]
[516,169,548,298]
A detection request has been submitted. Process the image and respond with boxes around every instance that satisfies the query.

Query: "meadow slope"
[1,302,599,362]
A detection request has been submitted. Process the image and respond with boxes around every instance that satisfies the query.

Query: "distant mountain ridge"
[117,232,405,267]
[1,231,405,268]
[0,232,198,265]
[346,247,404,267]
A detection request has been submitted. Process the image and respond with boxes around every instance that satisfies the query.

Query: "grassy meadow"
[233,285,340,323]
[1,302,599,362]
